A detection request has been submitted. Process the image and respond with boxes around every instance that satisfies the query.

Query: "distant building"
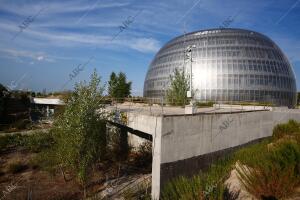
[144,28,297,107]
[30,98,65,120]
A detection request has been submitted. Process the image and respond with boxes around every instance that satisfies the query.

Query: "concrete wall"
[123,109,300,199]
[126,112,163,198]
[151,110,300,199]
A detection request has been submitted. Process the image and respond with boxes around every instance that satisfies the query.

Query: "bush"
[162,176,205,200]
[237,140,300,199]
[0,134,27,152]
[24,131,54,152]
[161,156,235,200]
[272,120,300,140]
[195,101,214,108]
[132,141,152,169]
[107,125,130,162]
[233,140,270,168]
[0,131,54,153]
[46,71,108,197]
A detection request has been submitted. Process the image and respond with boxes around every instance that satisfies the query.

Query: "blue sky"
[0,0,299,95]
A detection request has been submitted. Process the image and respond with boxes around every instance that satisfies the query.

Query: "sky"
[0,0,299,96]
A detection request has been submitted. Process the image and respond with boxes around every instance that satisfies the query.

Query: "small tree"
[108,72,118,98]
[108,72,132,99]
[166,68,189,106]
[51,70,107,197]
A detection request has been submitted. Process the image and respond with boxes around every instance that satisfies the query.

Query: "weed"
[132,141,152,169]
[237,140,300,199]
[195,101,214,108]
[272,119,300,140]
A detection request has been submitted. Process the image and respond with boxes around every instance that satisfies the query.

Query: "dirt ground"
[0,148,82,200]
[0,148,151,200]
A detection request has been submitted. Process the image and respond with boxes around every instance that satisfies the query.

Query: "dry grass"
[237,139,300,199]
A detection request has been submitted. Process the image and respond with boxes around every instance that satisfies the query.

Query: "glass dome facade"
[143,28,297,107]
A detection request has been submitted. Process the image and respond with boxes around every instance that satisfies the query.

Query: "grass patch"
[195,101,214,108]
[237,139,300,199]
[0,131,54,153]
[272,119,300,140]
[162,156,236,200]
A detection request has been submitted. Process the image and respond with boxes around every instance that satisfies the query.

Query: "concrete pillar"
[120,127,129,160]
[151,117,162,200]
[46,105,49,117]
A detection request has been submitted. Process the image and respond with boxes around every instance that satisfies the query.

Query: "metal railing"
[103,97,279,116]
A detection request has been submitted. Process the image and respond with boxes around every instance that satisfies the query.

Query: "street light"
[185,45,196,104]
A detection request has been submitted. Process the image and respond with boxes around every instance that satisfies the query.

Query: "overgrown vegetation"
[237,141,300,199]
[166,68,189,106]
[161,156,236,200]
[132,141,152,170]
[107,124,130,162]
[0,131,54,153]
[272,119,300,140]
[43,71,108,197]
[0,86,32,131]
[162,120,300,200]
[0,72,153,200]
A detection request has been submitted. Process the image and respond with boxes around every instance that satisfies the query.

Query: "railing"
[104,97,278,116]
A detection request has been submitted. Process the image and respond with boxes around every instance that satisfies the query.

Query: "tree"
[108,72,118,98]
[166,68,189,106]
[51,70,107,197]
[108,72,132,99]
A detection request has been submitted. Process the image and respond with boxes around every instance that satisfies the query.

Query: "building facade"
[143,28,297,107]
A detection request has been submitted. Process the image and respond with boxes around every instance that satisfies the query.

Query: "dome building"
[143,28,297,107]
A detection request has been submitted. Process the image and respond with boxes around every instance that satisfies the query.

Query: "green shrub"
[162,156,235,200]
[0,131,54,153]
[33,148,60,174]
[272,120,300,140]
[0,135,11,151]
[162,176,204,200]
[237,140,300,199]
[107,125,131,162]
[133,141,152,169]
[233,140,270,167]
[195,101,214,108]
[24,131,54,152]
[46,71,108,197]
[0,134,27,152]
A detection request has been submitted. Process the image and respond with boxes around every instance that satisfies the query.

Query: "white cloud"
[126,38,161,53]
[0,48,54,63]
[0,0,130,16]
[37,56,44,61]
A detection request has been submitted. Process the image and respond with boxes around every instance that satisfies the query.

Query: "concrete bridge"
[107,104,300,199]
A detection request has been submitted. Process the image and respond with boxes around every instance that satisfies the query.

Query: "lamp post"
[184,45,196,114]
[185,45,196,104]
